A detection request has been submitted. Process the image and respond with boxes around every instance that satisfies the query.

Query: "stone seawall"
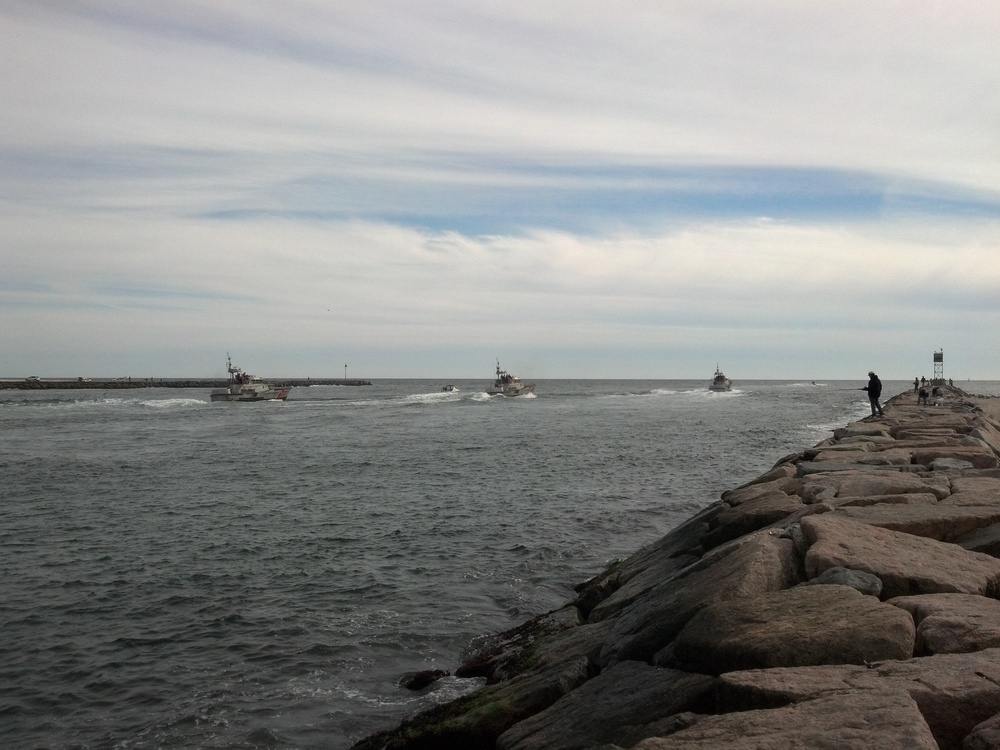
[353,385,1000,750]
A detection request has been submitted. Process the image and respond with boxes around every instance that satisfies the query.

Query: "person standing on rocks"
[863,371,884,417]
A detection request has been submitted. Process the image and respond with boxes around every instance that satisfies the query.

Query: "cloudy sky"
[3,1,999,380]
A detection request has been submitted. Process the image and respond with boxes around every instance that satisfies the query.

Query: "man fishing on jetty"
[862,370,884,417]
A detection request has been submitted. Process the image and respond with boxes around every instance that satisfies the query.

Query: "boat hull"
[487,383,536,397]
[210,387,289,402]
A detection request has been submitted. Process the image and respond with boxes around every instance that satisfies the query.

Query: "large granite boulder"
[834,492,939,507]
[718,648,1000,750]
[495,661,715,750]
[797,565,883,595]
[970,422,1000,456]
[831,503,1000,542]
[628,690,937,749]
[941,489,1000,506]
[965,713,1000,750]
[669,584,913,675]
[597,531,802,667]
[799,469,951,501]
[911,446,1000,469]
[574,504,722,620]
[800,513,1000,598]
[720,476,801,506]
[951,475,1000,494]
[810,447,915,465]
[457,606,584,682]
[698,493,806,550]
[957,522,1000,557]
[888,593,1000,654]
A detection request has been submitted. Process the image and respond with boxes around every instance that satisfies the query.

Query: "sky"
[3,1,999,380]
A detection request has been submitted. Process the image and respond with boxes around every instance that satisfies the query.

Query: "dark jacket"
[864,374,882,398]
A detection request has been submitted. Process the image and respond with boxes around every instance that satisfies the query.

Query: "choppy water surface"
[3,378,997,748]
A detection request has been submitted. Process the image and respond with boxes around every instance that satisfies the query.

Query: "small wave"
[404,392,461,404]
[140,398,208,409]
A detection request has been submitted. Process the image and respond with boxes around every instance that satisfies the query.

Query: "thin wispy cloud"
[2,1,998,379]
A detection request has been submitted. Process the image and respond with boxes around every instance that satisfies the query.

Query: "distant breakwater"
[353,384,1000,750]
[1,378,372,390]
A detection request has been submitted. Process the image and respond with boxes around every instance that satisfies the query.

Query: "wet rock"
[457,606,583,682]
[597,531,801,667]
[353,657,595,750]
[579,504,723,621]
[495,661,715,750]
[400,669,450,690]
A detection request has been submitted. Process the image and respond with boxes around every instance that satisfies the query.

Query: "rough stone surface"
[670,584,913,675]
[457,606,584,682]
[813,447,915,465]
[699,493,806,549]
[530,619,616,671]
[720,477,800,506]
[629,691,938,749]
[718,648,1000,750]
[495,661,715,750]
[965,712,1000,750]
[941,489,1000,507]
[801,513,1000,598]
[797,565,882,596]
[912,446,1000,469]
[585,553,698,623]
[834,491,939,507]
[831,503,1000,542]
[957,522,1000,557]
[577,504,722,621]
[352,657,595,750]
[888,593,1000,655]
[951,476,1000,494]
[597,531,802,667]
[799,469,951,500]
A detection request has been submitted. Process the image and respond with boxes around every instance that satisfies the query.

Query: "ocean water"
[3,378,998,749]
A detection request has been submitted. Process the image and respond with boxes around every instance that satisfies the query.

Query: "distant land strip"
[0,378,372,390]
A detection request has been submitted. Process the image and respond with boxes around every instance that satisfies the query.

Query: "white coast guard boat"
[210,354,289,402]
[708,365,732,392]
[486,360,535,397]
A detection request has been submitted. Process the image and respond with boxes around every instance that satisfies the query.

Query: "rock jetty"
[1,377,371,390]
[352,385,1000,750]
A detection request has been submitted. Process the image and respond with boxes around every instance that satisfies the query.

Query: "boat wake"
[404,391,462,404]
